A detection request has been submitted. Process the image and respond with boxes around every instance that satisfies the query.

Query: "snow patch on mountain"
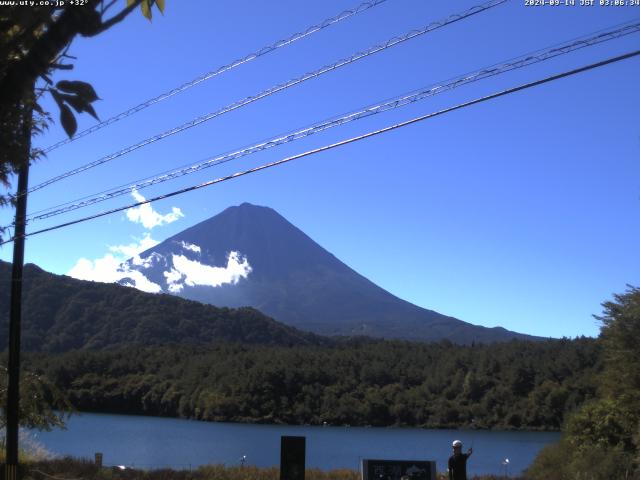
[178,241,201,253]
[131,252,165,269]
[70,255,163,293]
[118,270,163,293]
[163,251,252,293]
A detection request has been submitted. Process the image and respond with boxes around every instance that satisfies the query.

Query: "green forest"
[526,286,640,479]
[0,260,602,432]
[21,337,600,431]
[0,261,326,351]
[1,261,639,477]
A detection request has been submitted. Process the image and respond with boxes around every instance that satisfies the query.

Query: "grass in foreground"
[19,457,521,480]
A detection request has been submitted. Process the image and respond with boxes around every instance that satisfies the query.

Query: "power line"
[25,0,507,196]
[2,48,638,247]
[23,20,640,223]
[39,0,390,154]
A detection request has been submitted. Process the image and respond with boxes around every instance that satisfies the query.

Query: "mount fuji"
[119,203,538,343]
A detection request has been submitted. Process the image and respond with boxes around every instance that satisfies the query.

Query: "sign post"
[361,459,437,480]
[280,436,305,480]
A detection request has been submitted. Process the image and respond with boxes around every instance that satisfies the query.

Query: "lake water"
[29,413,560,476]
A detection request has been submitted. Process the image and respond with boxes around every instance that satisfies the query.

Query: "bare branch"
[53,44,72,64]
[51,63,73,70]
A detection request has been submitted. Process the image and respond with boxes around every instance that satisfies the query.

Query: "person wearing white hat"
[448,439,472,480]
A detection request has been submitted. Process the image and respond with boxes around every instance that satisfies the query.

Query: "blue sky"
[1,0,639,338]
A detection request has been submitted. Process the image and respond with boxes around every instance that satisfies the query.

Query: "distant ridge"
[0,260,327,352]
[121,203,540,344]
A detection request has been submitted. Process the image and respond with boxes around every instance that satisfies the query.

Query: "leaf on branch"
[59,94,99,120]
[81,102,99,120]
[141,0,152,20]
[156,0,165,14]
[60,104,77,138]
[55,80,99,103]
[33,102,46,116]
[50,89,65,109]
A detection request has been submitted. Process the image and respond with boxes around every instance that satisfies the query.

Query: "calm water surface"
[30,413,559,476]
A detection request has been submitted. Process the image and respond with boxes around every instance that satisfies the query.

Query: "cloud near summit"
[66,192,252,295]
[67,190,185,291]
[164,251,252,293]
[67,232,163,293]
[126,189,184,229]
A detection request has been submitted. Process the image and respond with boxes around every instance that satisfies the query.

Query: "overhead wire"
[40,0,390,154]
[25,0,507,196]
[22,20,640,224]
[2,48,638,246]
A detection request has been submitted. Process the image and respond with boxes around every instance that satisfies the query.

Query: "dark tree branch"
[0,0,142,121]
[101,0,120,15]
[52,44,72,65]
[0,0,146,182]
[0,1,101,109]
[87,0,143,37]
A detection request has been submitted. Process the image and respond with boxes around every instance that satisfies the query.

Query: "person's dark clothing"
[448,453,470,480]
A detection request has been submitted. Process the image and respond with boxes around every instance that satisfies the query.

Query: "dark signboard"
[280,436,306,480]
[361,459,437,480]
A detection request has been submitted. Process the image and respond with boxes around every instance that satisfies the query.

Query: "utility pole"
[5,96,33,480]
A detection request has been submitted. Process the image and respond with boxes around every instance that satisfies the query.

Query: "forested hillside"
[0,262,603,433]
[0,261,325,350]
[23,337,600,430]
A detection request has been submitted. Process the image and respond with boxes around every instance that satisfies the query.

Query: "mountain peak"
[123,203,538,344]
[202,202,290,231]
[237,202,263,209]
[225,202,270,212]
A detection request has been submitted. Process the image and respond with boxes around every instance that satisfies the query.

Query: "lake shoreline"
[63,408,563,433]
[31,412,559,476]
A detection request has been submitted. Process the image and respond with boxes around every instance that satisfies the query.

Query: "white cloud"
[126,189,184,229]
[68,254,122,283]
[164,251,251,293]
[133,251,165,269]
[67,234,162,293]
[109,233,159,260]
[119,271,163,293]
[164,267,183,293]
[179,241,201,253]
[68,187,185,294]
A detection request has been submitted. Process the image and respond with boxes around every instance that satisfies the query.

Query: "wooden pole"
[5,94,32,480]
[5,160,29,480]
